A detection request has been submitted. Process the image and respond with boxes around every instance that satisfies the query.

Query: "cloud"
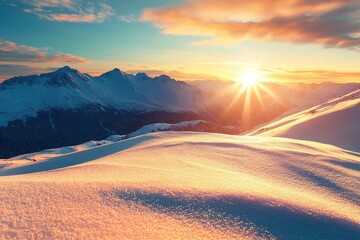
[0,39,89,63]
[142,0,360,50]
[118,14,138,23]
[28,0,74,8]
[0,64,53,81]
[264,68,360,82]
[13,0,115,23]
[49,13,97,22]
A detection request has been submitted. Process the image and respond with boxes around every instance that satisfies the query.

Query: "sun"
[235,69,262,86]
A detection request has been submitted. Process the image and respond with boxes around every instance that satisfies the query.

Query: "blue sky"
[0,1,184,63]
[0,0,360,82]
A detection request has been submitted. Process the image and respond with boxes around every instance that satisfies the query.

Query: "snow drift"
[1,132,359,239]
[250,89,360,151]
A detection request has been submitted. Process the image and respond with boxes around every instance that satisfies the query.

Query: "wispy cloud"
[29,0,74,8]
[142,0,360,50]
[118,14,139,23]
[264,67,360,82]
[0,64,54,81]
[12,0,115,23]
[0,39,89,63]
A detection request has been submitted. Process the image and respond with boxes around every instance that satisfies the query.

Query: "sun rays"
[221,68,285,129]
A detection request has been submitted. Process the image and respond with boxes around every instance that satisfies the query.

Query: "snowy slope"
[7,121,205,163]
[249,89,360,151]
[9,135,126,162]
[127,120,238,137]
[0,132,359,239]
[126,120,204,138]
[8,120,238,163]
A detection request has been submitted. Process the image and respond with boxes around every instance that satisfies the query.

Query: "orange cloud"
[0,64,55,82]
[142,0,360,50]
[49,13,97,22]
[32,0,73,8]
[264,68,360,82]
[0,39,89,63]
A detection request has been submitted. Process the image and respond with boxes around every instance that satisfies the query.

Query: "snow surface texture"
[1,132,359,239]
[250,89,360,152]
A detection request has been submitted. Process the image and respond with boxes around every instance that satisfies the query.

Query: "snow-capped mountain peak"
[154,74,174,82]
[135,72,150,80]
[100,68,127,80]
[53,66,76,73]
[1,66,86,88]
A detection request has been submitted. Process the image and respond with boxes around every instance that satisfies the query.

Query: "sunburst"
[235,69,262,87]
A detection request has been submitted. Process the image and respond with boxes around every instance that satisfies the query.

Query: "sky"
[0,0,360,83]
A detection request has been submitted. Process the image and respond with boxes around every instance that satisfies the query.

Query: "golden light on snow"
[1,132,360,239]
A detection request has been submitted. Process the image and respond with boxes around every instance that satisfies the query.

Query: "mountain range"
[0,66,212,158]
[0,66,359,158]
